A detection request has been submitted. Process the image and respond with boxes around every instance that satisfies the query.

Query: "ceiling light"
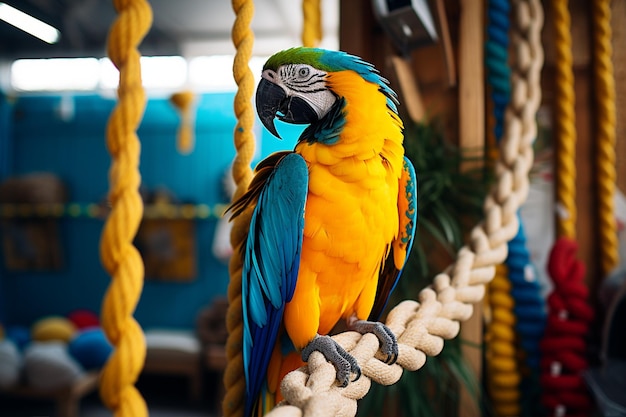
[99,56,188,90]
[0,2,60,44]
[11,58,99,91]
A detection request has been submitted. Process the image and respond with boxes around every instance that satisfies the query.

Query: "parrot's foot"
[349,319,398,365]
[301,334,361,387]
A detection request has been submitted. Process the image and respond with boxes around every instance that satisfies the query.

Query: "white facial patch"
[264,64,338,119]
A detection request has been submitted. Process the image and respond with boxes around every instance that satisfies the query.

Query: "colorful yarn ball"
[68,328,112,370]
[23,341,84,390]
[5,325,31,350]
[67,310,100,330]
[31,316,77,343]
[0,339,21,388]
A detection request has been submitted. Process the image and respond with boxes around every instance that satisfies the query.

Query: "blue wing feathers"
[389,157,418,296]
[239,153,308,417]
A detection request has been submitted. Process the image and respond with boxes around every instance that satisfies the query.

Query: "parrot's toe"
[301,334,361,387]
[350,320,398,365]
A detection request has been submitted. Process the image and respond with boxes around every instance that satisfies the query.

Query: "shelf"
[0,203,228,220]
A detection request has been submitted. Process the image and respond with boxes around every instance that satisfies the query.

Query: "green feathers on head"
[263,47,326,71]
[264,47,398,113]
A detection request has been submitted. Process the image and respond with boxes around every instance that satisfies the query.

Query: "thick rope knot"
[99,0,152,416]
[262,1,543,415]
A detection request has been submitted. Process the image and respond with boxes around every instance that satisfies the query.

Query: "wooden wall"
[339,0,626,296]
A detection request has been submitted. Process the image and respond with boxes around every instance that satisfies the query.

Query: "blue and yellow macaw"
[229,47,418,417]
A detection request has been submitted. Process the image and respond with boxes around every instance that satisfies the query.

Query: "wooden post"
[458,0,485,416]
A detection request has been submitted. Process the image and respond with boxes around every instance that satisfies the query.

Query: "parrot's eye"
[298,67,310,78]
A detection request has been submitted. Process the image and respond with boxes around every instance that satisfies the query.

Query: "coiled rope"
[591,0,618,278]
[224,0,256,415]
[505,223,546,416]
[262,1,543,415]
[484,2,522,414]
[541,239,594,417]
[99,0,152,416]
[540,1,593,416]
[485,264,521,416]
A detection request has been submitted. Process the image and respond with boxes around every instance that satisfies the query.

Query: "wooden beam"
[458,0,485,167]
[433,0,457,87]
[389,55,426,123]
[458,0,485,416]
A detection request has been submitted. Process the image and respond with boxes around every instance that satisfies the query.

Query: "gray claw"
[301,335,361,387]
[350,320,398,365]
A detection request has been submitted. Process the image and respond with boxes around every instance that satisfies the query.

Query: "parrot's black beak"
[256,78,320,139]
[256,78,285,139]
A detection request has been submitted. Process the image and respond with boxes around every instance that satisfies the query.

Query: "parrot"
[228,47,418,417]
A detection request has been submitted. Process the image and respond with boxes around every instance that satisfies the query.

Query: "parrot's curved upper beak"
[256,78,285,139]
[256,77,320,139]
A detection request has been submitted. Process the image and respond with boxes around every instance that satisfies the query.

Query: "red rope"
[540,238,594,417]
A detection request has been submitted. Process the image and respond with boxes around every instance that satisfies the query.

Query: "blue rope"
[507,223,547,370]
[485,0,511,142]
[505,218,547,417]
[486,1,547,416]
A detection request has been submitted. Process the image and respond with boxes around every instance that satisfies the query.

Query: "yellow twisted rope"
[302,0,322,47]
[264,1,543,415]
[552,0,576,240]
[224,0,256,416]
[99,0,152,416]
[486,265,521,416]
[591,0,618,277]
[224,1,323,414]
[170,90,196,154]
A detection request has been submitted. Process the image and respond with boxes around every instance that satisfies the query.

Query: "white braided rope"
[265,1,543,416]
